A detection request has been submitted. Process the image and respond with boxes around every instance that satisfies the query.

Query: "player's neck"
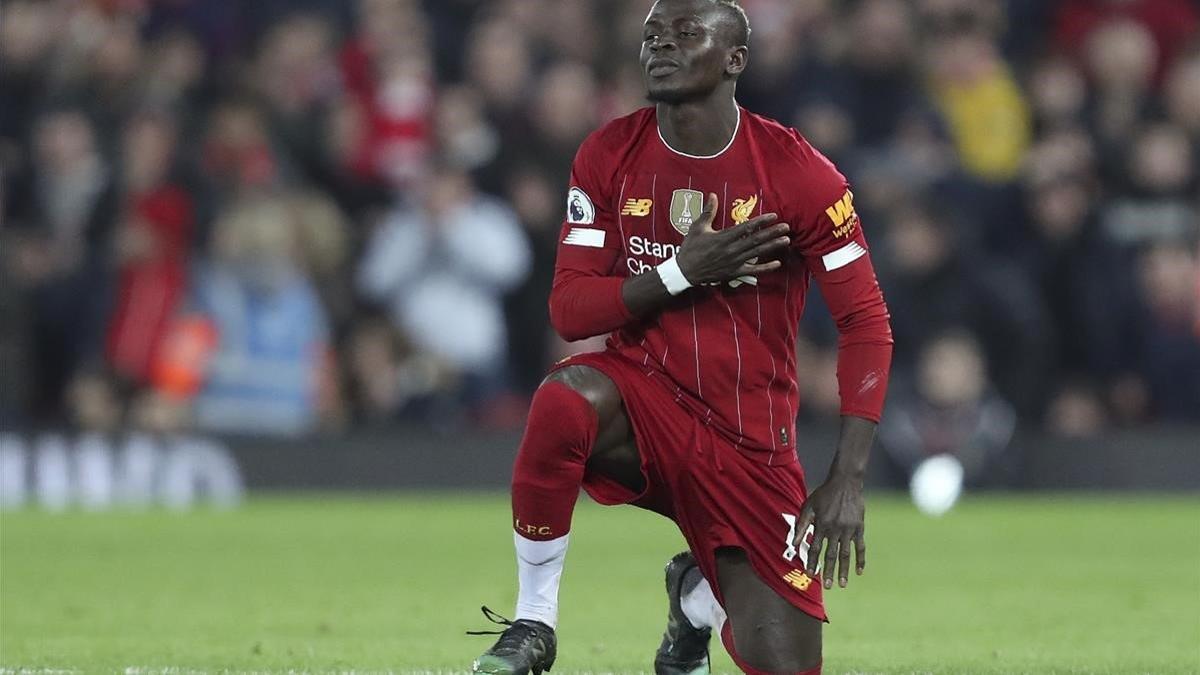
[656,94,739,158]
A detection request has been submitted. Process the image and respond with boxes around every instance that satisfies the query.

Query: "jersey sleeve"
[547,133,635,341]
[792,143,894,422]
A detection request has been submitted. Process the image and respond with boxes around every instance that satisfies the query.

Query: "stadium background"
[1,0,1198,673]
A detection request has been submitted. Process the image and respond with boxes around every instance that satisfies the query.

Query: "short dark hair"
[712,0,751,46]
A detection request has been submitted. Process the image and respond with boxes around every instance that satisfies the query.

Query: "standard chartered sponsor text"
[626,235,681,275]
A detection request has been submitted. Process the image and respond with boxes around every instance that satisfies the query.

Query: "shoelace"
[466,605,520,636]
[466,606,546,656]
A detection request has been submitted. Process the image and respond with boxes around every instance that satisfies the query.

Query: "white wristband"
[657,256,693,296]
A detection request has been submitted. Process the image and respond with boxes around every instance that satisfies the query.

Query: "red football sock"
[510,381,598,541]
[720,621,822,675]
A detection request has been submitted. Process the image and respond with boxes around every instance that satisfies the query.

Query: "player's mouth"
[647,58,681,78]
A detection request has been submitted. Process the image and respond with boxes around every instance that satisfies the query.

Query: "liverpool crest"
[731,195,758,224]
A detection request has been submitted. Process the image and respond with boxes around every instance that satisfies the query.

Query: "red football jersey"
[550,106,892,465]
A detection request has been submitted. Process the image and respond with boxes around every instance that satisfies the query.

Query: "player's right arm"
[550,138,789,341]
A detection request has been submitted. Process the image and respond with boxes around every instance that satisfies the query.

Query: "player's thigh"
[544,366,643,492]
[716,547,822,672]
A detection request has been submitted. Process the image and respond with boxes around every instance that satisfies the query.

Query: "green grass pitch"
[2,493,1198,674]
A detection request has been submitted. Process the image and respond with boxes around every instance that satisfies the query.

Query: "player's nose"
[648,34,678,53]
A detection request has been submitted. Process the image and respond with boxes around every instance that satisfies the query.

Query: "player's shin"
[509,381,598,628]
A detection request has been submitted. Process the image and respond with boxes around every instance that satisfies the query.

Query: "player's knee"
[728,617,821,673]
[718,549,822,673]
[545,366,622,422]
[514,379,599,471]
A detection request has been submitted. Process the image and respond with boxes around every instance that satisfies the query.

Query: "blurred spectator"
[504,165,565,393]
[827,0,928,149]
[344,316,452,423]
[879,330,1018,487]
[1083,18,1161,156]
[923,0,1032,183]
[531,1,603,65]
[880,202,1054,415]
[201,99,285,203]
[735,2,829,125]
[66,369,124,433]
[188,197,334,437]
[465,16,534,135]
[140,28,207,113]
[435,86,501,175]
[1027,56,1089,133]
[254,13,343,186]
[1046,381,1110,438]
[342,4,435,190]
[0,2,57,163]
[106,110,193,386]
[1014,147,1139,385]
[313,95,392,217]
[257,14,341,121]
[285,190,354,330]
[1163,54,1200,136]
[521,61,602,179]
[1054,0,1199,84]
[358,165,531,410]
[0,260,30,424]
[1132,243,1200,421]
[4,108,117,419]
[1103,123,1198,246]
[0,3,45,419]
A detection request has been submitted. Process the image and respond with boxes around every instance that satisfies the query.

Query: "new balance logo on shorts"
[783,569,814,591]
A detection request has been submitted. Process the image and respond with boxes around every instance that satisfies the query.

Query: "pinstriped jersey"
[553,106,890,465]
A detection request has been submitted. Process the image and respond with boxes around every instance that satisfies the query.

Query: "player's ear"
[726,45,748,77]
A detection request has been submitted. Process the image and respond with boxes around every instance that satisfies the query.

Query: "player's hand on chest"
[617,183,792,288]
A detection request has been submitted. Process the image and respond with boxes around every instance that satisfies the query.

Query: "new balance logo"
[783,569,813,592]
[621,198,653,216]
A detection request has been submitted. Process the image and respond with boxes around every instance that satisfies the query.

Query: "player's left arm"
[791,172,894,590]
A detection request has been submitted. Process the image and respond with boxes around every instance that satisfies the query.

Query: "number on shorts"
[781,512,814,568]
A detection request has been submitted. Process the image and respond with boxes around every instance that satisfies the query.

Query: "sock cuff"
[680,575,725,631]
[514,532,569,629]
[514,531,569,565]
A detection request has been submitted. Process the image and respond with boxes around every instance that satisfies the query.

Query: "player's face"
[640,0,738,104]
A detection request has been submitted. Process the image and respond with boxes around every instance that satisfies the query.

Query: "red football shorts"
[553,350,827,622]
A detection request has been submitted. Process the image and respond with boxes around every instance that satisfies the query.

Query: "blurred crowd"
[1,0,1197,444]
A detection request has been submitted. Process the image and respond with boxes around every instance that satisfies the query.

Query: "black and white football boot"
[470,606,557,675]
[654,551,712,675]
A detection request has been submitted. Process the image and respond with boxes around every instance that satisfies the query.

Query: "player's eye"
[643,34,658,42]
[680,31,697,38]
